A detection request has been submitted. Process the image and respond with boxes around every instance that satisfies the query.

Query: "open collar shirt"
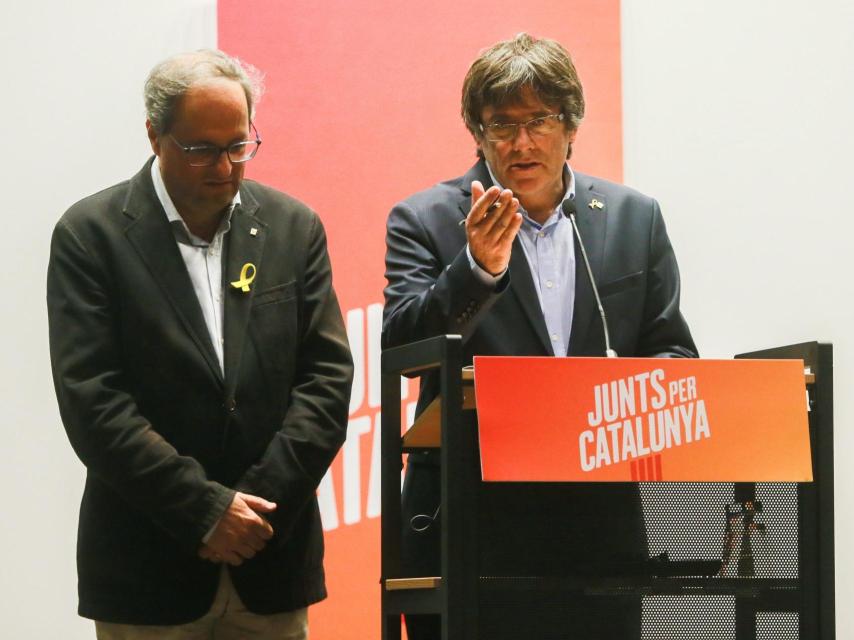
[151,157,239,375]
[479,162,578,356]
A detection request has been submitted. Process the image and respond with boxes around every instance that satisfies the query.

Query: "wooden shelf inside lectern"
[402,368,474,449]
[401,367,814,450]
[384,576,442,591]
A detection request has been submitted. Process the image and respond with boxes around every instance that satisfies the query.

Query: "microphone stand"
[563,200,618,358]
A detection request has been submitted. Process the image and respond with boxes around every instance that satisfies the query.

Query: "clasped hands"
[198,491,276,566]
[464,181,523,276]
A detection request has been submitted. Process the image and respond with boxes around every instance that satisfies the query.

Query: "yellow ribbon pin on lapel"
[230,263,257,293]
[588,198,604,210]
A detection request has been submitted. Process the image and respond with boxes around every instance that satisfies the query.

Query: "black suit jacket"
[382,159,697,578]
[47,160,353,624]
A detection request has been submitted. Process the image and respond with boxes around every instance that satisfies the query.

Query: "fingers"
[498,211,524,243]
[203,493,276,566]
[221,549,244,566]
[469,182,502,222]
[229,510,273,553]
[467,217,519,276]
[477,194,520,239]
[239,492,277,514]
[233,492,274,539]
[482,190,515,232]
[199,545,228,565]
[218,536,263,566]
[469,188,516,233]
[240,516,273,549]
[245,534,267,552]
[465,183,521,275]
[200,538,261,566]
[234,541,258,560]
[493,195,520,232]
[260,522,274,540]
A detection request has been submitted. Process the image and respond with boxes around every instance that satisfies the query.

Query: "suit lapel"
[568,175,608,355]
[508,236,554,354]
[223,187,265,399]
[123,162,224,385]
[459,160,553,354]
[455,161,493,222]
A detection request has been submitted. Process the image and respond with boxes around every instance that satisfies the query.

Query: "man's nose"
[511,124,536,149]
[212,149,233,174]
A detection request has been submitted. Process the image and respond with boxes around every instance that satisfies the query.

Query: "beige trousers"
[95,567,308,640]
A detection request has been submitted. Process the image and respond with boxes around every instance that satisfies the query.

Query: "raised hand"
[465,180,522,276]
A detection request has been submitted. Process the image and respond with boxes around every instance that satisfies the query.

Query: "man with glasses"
[47,50,352,639]
[383,33,697,639]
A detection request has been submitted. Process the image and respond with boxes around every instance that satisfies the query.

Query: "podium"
[380,337,834,639]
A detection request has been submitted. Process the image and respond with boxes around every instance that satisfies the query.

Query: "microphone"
[562,199,618,358]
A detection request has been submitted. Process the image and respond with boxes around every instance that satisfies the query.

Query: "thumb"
[471,180,484,205]
[239,492,277,513]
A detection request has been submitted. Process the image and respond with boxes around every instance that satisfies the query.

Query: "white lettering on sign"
[579,369,709,472]
[319,303,417,531]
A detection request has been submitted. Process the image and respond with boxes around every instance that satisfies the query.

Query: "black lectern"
[380,337,834,639]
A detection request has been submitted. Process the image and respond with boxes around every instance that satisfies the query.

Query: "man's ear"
[146,120,161,156]
[473,133,485,159]
[565,127,578,159]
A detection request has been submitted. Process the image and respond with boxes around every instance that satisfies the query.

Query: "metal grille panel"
[642,596,735,639]
[639,482,801,637]
[756,611,799,639]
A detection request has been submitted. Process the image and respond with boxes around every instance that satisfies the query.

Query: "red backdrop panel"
[219,2,621,637]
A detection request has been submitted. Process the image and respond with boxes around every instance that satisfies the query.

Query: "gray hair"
[144,49,264,134]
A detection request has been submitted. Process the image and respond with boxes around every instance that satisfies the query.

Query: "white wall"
[1,1,850,637]
[623,0,854,635]
[0,2,216,638]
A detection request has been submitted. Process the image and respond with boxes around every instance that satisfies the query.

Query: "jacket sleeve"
[47,218,234,552]
[382,200,508,348]
[636,200,698,358]
[235,214,353,541]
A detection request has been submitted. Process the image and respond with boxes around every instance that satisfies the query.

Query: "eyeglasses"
[169,122,262,167]
[479,113,565,143]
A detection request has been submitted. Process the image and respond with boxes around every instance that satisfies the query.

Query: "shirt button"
[546,280,554,288]
[551,334,559,341]
[538,232,545,238]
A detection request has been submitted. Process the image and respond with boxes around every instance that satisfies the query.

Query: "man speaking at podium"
[383,33,697,638]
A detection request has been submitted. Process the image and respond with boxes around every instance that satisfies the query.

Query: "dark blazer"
[47,160,353,625]
[382,159,697,579]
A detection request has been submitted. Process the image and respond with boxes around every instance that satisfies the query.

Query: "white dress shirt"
[151,157,239,375]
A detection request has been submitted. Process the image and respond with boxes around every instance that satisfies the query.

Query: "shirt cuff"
[202,514,224,544]
[466,244,506,285]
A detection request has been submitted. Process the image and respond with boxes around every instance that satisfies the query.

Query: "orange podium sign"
[474,357,812,482]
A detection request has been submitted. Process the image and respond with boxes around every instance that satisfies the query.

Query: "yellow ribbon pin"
[589,198,604,210]
[230,263,257,292]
